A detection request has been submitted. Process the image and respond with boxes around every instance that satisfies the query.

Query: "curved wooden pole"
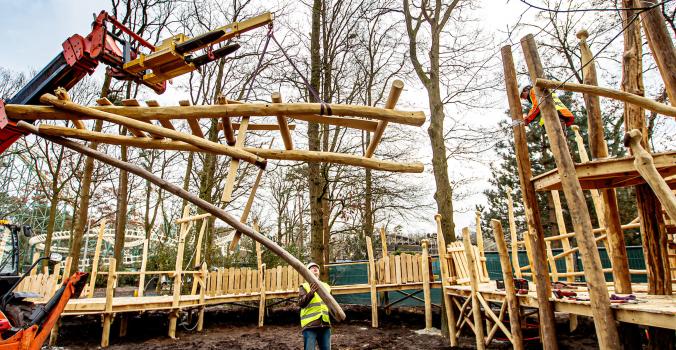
[7,101,426,126]
[35,124,424,173]
[16,121,346,321]
[39,94,267,168]
[625,129,676,221]
[535,78,676,118]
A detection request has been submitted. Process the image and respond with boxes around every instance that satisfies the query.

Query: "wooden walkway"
[445,281,676,330]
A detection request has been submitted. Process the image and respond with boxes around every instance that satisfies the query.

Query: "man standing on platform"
[298,262,332,350]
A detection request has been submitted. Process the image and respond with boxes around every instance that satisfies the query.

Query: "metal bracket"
[0,100,7,129]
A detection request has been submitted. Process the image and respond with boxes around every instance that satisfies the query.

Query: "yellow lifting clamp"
[123,12,273,84]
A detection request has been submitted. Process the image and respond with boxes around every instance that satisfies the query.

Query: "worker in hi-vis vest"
[298,262,332,350]
[520,85,575,129]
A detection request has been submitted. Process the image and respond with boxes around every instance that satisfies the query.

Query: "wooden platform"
[444,281,676,330]
[62,281,441,316]
[531,150,676,191]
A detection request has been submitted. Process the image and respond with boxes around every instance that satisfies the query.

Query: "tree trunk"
[309,0,325,280]
[68,74,111,275]
[43,188,59,268]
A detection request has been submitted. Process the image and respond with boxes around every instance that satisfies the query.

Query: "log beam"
[36,125,423,173]
[271,92,293,150]
[6,102,426,126]
[365,80,404,157]
[501,45,558,350]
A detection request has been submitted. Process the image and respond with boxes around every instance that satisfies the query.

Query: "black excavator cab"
[0,222,32,295]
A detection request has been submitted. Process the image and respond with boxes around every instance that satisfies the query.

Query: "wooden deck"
[444,281,676,330]
[531,150,676,191]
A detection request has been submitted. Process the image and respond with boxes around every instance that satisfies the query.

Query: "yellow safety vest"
[300,282,331,327]
[527,88,575,126]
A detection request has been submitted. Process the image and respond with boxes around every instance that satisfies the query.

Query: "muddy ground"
[53,304,601,349]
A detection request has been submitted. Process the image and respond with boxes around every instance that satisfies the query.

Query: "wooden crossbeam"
[40,94,266,167]
[146,100,176,130]
[36,125,424,173]
[123,99,164,139]
[7,102,426,126]
[178,100,205,138]
[365,80,404,157]
[218,122,296,131]
[221,114,250,203]
[216,95,236,146]
[271,92,293,150]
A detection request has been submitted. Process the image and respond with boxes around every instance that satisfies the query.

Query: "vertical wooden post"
[366,236,378,328]
[365,80,404,157]
[168,207,190,339]
[421,239,432,330]
[462,227,485,350]
[254,221,266,327]
[30,252,40,277]
[491,220,524,350]
[434,214,457,347]
[576,29,632,293]
[88,220,106,298]
[137,238,149,297]
[502,45,558,350]
[505,189,522,278]
[221,112,250,203]
[101,258,116,348]
[271,92,293,150]
[475,211,488,278]
[216,95,236,146]
[520,34,620,350]
[551,190,575,282]
[197,262,207,332]
[380,227,390,284]
[191,219,208,294]
[638,0,676,104]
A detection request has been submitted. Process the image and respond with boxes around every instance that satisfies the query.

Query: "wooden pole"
[197,262,207,332]
[462,227,485,350]
[8,101,427,126]
[490,220,524,350]
[169,207,190,339]
[191,219,208,294]
[365,236,378,328]
[39,94,267,168]
[625,130,676,221]
[18,121,346,321]
[550,190,575,282]
[638,0,676,105]
[505,188,522,278]
[35,125,424,173]
[501,46,558,350]
[137,238,149,297]
[216,95,236,146]
[87,220,106,298]
[221,109,250,202]
[421,239,432,330]
[435,214,457,347]
[229,141,270,250]
[254,220,266,327]
[101,258,116,348]
[534,79,676,118]
[577,29,632,293]
[521,34,620,350]
[271,92,293,150]
[365,80,404,157]
[475,211,488,277]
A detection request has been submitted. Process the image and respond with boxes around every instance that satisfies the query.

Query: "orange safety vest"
[525,88,575,127]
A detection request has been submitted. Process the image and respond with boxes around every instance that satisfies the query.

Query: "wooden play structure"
[432,13,676,349]
[1,59,433,347]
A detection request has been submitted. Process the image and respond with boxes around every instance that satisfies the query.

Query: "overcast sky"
[0,1,557,238]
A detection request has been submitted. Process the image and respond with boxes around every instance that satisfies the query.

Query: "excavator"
[0,10,273,349]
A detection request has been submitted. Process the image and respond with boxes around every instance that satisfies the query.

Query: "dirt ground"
[52,304,601,349]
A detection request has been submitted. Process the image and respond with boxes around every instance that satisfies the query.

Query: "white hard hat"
[306,262,320,270]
